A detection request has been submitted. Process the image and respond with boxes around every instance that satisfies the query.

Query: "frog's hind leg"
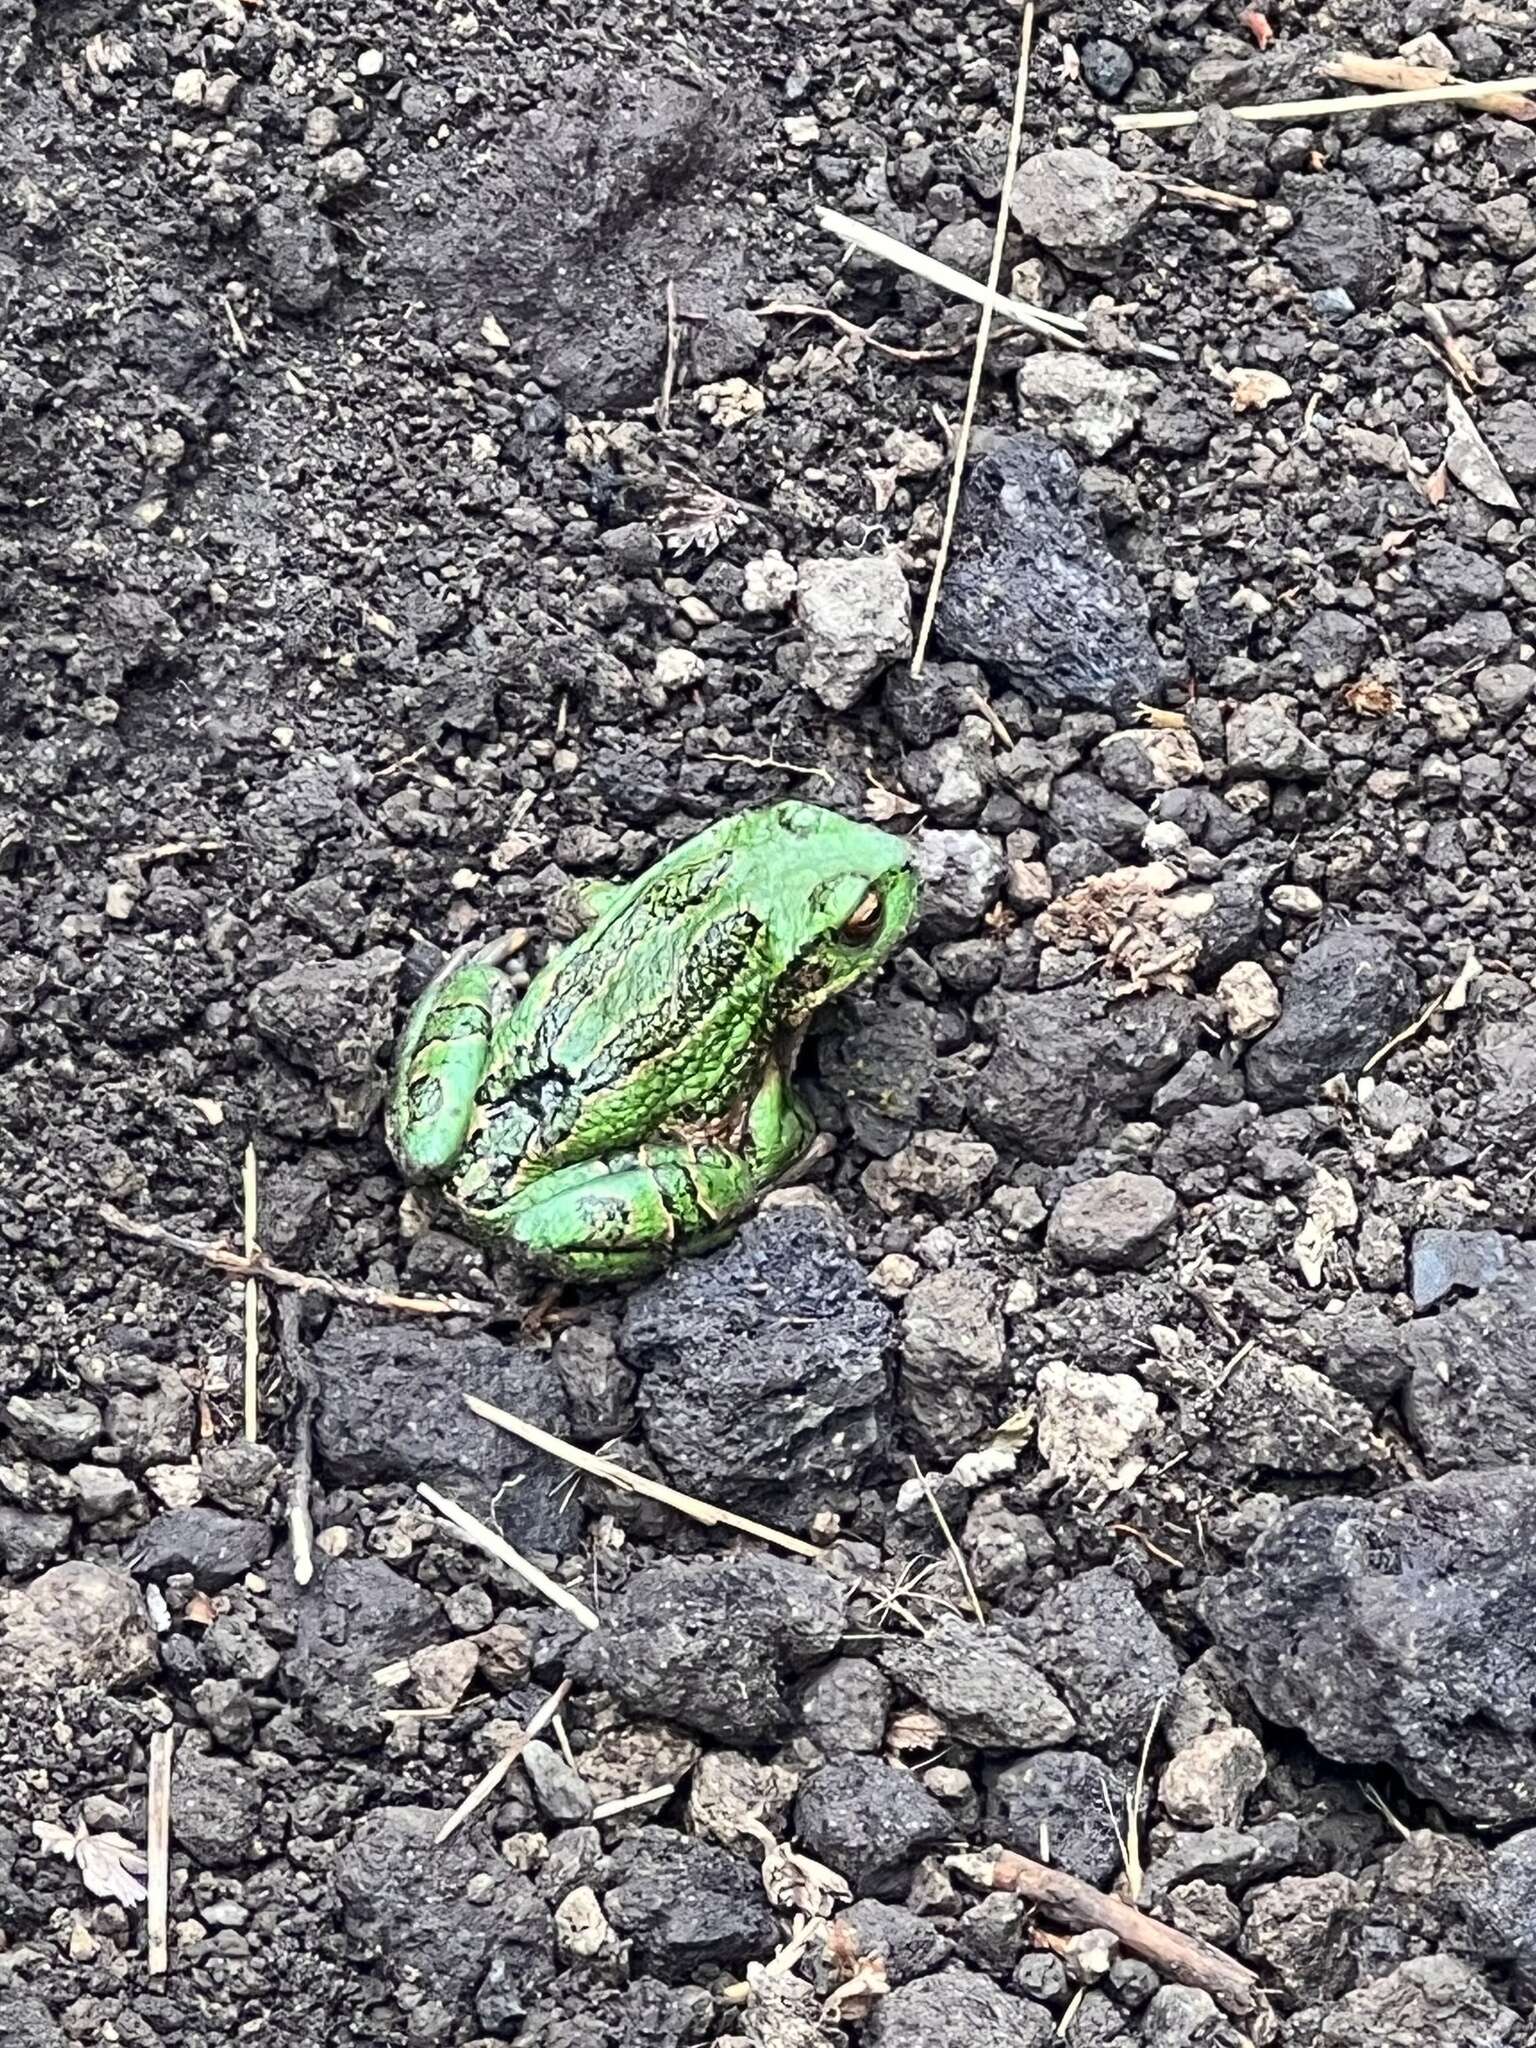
[387,940,519,1182]
[495,1061,819,1283]
[496,1143,757,1283]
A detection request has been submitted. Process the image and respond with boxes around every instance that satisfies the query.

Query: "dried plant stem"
[101,1202,491,1320]
[241,1143,260,1441]
[146,1726,174,1976]
[417,1482,600,1631]
[589,1782,676,1820]
[817,203,1085,345]
[911,1458,986,1625]
[754,299,995,363]
[952,1848,1262,2015]
[464,1393,825,1560]
[658,280,679,429]
[1115,73,1536,131]
[910,0,1037,680]
[434,1680,572,1846]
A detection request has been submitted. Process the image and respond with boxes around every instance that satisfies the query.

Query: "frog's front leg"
[387,936,521,1182]
[497,1061,817,1283]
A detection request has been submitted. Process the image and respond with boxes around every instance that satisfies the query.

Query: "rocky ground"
[5,0,1536,2041]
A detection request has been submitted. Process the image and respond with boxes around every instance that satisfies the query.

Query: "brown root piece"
[951,1848,1264,2016]
[100,1202,492,1320]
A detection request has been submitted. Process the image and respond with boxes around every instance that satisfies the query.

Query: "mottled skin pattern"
[386,802,919,1281]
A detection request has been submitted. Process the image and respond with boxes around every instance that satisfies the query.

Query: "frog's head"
[743,801,919,1025]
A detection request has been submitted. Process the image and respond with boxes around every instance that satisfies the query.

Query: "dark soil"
[6,0,1536,2042]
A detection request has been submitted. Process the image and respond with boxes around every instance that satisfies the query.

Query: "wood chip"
[146,1727,174,1976]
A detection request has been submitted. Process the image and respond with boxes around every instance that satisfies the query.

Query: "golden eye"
[841,889,883,944]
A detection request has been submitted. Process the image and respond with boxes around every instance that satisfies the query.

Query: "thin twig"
[418,1482,600,1631]
[434,1680,572,1846]
[1115,72,1536,130]
[241,1143,260,1442]
[754,299,997,363]
[911,1458,986,1625]
[465,1394,825,1559]
[817,203,1087,346]
[911,0,1037,679]
[658,280,679,430]
[100,1202,492,1319]
[1132,170,1260,213]
[952,1847,1263,2015]
[146,1726,174,1976]
[276,1296,316,1587]
[590,1782,676,1821]
[696,748,834,785]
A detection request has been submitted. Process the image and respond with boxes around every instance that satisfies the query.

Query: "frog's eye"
[840,890,883,945]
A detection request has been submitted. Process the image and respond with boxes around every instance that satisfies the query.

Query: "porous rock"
[1400,1249,1536,1473]
[1007,1567,1179,1760]
[602,1826,775,1981]
[794,1755,951,1899]
[933,433,1163,717]
[877,1615,1074,1752]
[569,1554,846,1744]
[1245,929,1417,1107]
[0,1561,157,1694]
[313,1321,581,1545]
[1203,1468,1536,1822]
[623,1203,890,1519]
[864,1964,1054,2047]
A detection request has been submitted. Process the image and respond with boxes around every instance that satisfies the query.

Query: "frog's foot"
[473,928,529,971]
[387,946,520,1182]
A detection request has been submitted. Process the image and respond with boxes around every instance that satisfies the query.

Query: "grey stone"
[313,1322,581,1546]
[987,1749,1128,1885]
[337,1805,552,2008]
[521,1738,594,1823]
[911,828,1009,938]
[1046,1172,1176,1271]
[0,1997,64,2048]
[1316,1957,1519,2047]
[1204,1468,1536,1823]
[1401,1250,1536,1473]
[1008,1568,1178,1761]
[255,199,339,314]
[795,1756,950,1899]
[2,1394,101,1462]
[171,1748,265,1868]
[1009,148,1158,269]
[623,1203,891,1519]
[569,1555,846,1745]
[1409,1227,1512,1310]
[1225,694,1327,780]
[249,946,402,1131]
[602,1826,774,1981]
[1239,1872,1358,1997]
[865,1965,1054,2047]
[1245,929,1417,1107]
[1015,355,1160,460]
[798,1656,892,1756]
[1486,1826,1536,2002]
[287,1558,444,1750]
[797,553,912,709]
[831,1900,955,1985]
[125,1508,270,1589]
[1160,1727,1266,1829]
[900,1264,1005,1457]
[1486,398,1536,484]
[1281,175,1394,305]
[970,987,1197,1163]
[0,1561,157,1694]
[933,434,1162,717]
[878,1616,1074,1752]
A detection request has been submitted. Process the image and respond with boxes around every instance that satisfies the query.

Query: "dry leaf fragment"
[1227,367,1292,412]
[1444,390,1520,511]
[741,1815,852,1917]
[864,779,920,823]
[1293,1166,1358,1288]
[823,1953,891,2023]
[33,1816,149,1908]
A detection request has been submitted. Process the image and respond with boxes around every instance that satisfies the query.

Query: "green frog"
[386,800,919,1282]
